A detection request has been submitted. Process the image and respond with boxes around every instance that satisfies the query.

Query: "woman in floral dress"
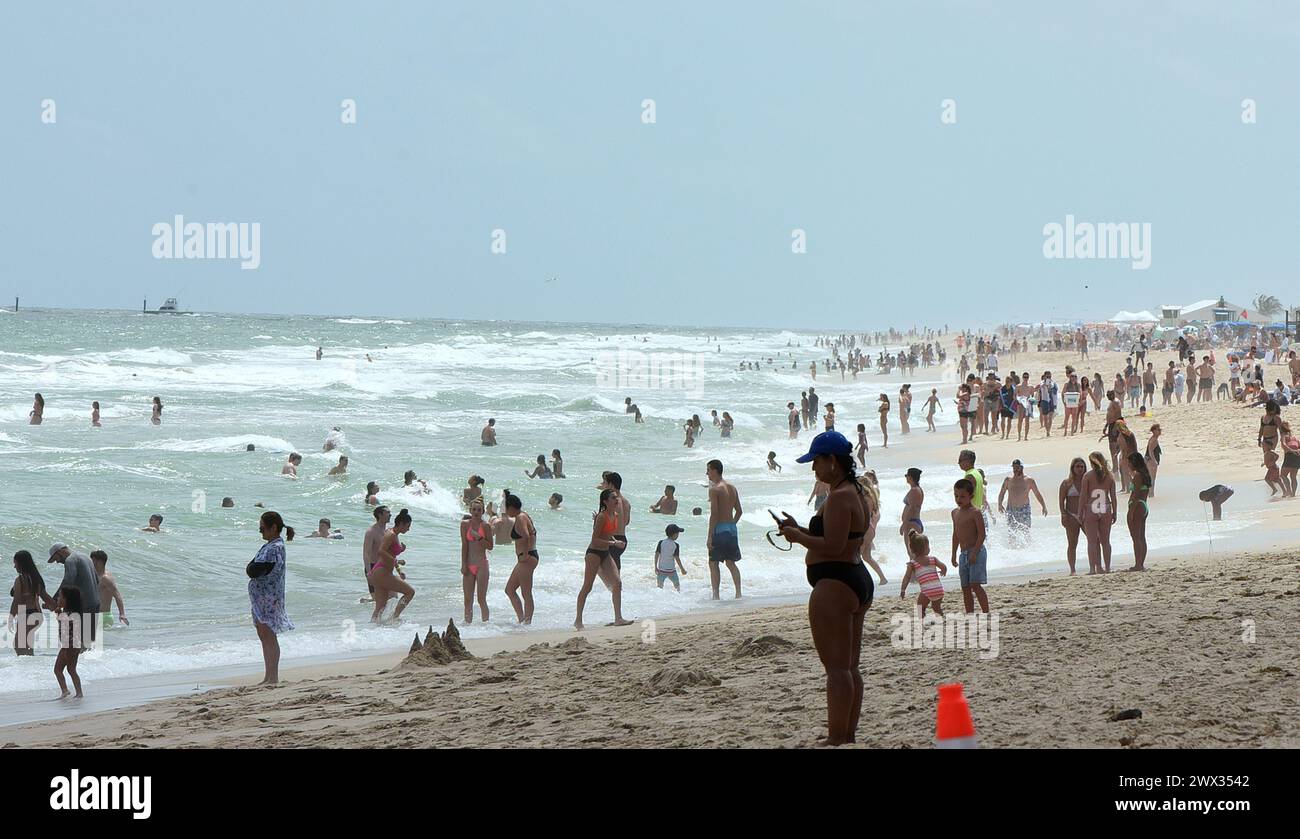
[247,511,294,684]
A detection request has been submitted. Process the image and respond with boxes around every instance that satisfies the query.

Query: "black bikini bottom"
[806,561,874,608]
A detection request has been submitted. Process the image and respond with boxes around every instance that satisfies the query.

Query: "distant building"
[1158,296,1270,327]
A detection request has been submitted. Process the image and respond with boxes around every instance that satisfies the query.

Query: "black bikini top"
[809,514,865,541]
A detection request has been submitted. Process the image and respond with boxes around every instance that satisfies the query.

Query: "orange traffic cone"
[935,682,979,748]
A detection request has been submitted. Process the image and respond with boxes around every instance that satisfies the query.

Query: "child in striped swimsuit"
[900,531,947,617]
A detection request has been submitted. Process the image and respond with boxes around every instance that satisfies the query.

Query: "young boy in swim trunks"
[654,525,688,591]
[950,479,989,614]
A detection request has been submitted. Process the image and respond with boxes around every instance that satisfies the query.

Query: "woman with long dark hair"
[1126,452,1152,571]
[9,550,51,656]
[369,508,414,624]
[29,393,44,425]
[504,493,538,625]
[247,511,295,684]
[575,488,630,630]
[777,431,872,746]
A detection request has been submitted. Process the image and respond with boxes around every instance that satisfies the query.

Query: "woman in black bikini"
[777,430,872,746]
[503,493,539,625]
[574,489,631,630]
[1258,400,1282,454]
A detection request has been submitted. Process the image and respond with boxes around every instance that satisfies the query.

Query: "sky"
[2,1,1298,330]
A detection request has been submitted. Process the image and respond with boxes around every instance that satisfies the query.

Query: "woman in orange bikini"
[574,488,631,630]
[461,498,494,624]
[504,493,539,625]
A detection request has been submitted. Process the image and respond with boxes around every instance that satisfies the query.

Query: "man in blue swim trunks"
[950,478,990,614]
[706,459,743,599]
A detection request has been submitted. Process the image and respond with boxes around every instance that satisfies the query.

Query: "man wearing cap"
[997,460,1048,546]
[48,543,101,642]
[706,459,743,599]
[654,524,688,591]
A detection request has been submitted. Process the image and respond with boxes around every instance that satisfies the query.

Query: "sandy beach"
[5,544,1296,748]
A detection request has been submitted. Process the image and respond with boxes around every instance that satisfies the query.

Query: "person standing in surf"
[369,509,415,623]
[460,499,493,624]
[504,493,538,625]
[575,488,631,630]
[706,459,743,599]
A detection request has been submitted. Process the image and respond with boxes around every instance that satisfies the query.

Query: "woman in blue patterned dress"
[248,511,295,684]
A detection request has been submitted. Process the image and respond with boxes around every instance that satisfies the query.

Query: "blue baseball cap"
[795,430,852,463]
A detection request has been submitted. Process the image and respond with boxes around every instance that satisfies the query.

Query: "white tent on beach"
[1108,310,1159,324]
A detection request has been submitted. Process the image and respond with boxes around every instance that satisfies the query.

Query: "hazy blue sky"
[3,1,1298,329]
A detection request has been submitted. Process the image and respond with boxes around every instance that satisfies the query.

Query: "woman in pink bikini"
[369,508,414,623]
[460,499,493,623]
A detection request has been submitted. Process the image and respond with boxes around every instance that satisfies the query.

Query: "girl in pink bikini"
[369,509,414,623]
[461,499,493,623]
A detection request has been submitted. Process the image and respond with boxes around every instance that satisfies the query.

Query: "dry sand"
[4,546,1296,748]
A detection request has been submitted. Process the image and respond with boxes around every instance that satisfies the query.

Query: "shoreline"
[0,533,1281,738]
[5,543,1296,748]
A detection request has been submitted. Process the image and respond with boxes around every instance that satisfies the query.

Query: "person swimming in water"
[524,455,553,479]
[307,518,342,539]
[551,449,565,478]
[151,396,163,425]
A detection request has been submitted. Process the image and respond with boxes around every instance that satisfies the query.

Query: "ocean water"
[0,309,1248,694]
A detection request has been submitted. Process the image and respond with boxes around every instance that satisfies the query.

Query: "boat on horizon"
[143,298,192,315]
